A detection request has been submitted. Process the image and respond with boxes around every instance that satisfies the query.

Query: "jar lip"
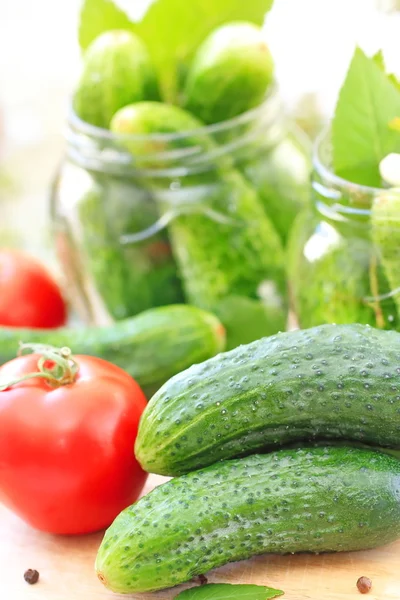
[67,83,281,141]
[312,127,385,194]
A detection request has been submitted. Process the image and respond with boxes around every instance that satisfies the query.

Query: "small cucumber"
[136,323,400,475]
[183,22,274,124]
[372,188,400,315]
[183,21,310,246]
[0,305,225,398]
[111,101,287,349]
[96,446,400,593]
[287,209,399,329]
[73,30,159,128]
[75,178,184,320]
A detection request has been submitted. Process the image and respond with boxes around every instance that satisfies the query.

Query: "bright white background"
[0,0,399,258]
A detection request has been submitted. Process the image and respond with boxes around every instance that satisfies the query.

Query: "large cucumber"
[111,102,287,349]
[136,323,400,474]
[0,305,225,398]
[96,446,400,593]
[73,30,159,128]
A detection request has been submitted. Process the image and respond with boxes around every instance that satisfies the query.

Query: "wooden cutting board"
[2,474,400,600]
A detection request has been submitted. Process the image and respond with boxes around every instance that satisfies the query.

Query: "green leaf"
[78,0,135,52]
[372,49,385,70]
[174,583,284,600]
[388,73,400,92]
[78,0,274,102]
[372,50,400,91]
[332,47,400,187]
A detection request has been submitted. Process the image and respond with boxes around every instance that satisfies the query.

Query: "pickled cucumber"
[111,102,287,347]
[287,209,398,329]
[182,19,310,244]
[77,176,183,320]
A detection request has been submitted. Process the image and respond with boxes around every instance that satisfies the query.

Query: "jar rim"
[312,127,385,195]
[67,83,281,142]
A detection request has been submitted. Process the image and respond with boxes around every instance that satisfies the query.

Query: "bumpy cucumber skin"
[167,169,287,349]
[73,30,159,128]
[77,178,183,320]
[287,438,400,462]
[96,447,400,593]
[0,305,225,398]
[136,323,400,475]
[372,189,400,315]
[111,102,287,349]
[167,170,286,306]
[183,22,274,125]
[287,209,399,329]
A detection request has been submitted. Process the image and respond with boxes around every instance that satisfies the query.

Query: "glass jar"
[288,130,400,330]
[51,86,311,347]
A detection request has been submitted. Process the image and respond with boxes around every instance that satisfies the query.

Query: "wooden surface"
[2,474,400,600]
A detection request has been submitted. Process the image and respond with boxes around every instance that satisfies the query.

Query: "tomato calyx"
[0,344,79,391]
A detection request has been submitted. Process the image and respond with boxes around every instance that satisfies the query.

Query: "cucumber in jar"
[77,175,184,321]
[111,101,287,348]
[287,209,398,329]
[182,21,311,244]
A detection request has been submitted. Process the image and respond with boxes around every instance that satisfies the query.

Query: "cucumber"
[73,30,159,128]
[0,305,225,398]
[96,446,400,593]
[136,323,400,475]
[75,178,184,320]
[183,21,310,245]
[287,209,399,329]
[111,102,287,349]
[372,188,400,315]
[183,22,274,124]
[287,209,371,326]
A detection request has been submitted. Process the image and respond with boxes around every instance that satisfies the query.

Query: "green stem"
[0,372,62,392]
[0,343,79,392]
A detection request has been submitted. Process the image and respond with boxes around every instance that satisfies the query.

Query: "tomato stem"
[0,344,79,391]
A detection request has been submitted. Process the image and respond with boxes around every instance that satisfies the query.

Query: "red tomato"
[0,352,148,534]
[0,249,67,328]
